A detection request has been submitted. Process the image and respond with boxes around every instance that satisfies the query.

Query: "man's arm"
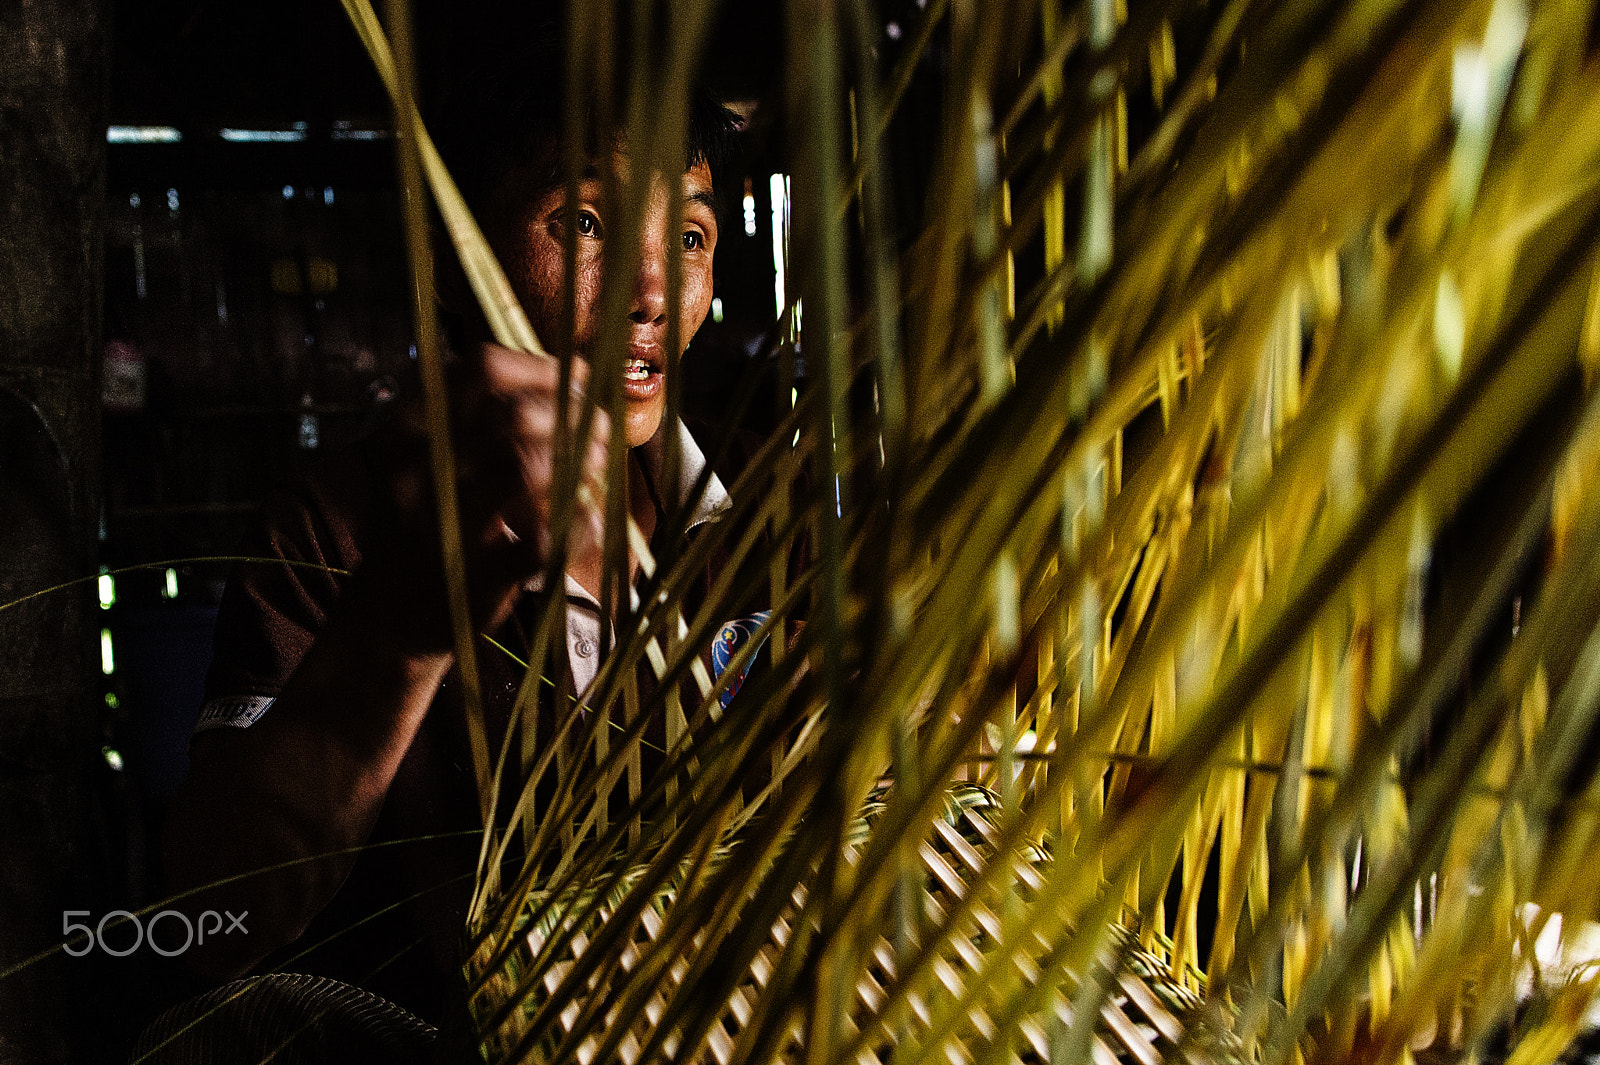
[161,346,608,979]
[162,592,453,977]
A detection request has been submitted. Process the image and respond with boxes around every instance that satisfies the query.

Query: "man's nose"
[628,233,668,325]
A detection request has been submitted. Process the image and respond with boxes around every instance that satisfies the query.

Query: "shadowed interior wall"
[0,1,112,1062]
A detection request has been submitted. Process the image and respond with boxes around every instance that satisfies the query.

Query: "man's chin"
[624,402,665,449]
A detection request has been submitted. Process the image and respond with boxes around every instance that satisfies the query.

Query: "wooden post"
[0,0,112,1061]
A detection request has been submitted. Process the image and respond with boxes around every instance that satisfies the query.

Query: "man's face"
[494,153,720,448]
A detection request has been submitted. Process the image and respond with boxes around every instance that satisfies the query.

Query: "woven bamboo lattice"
[464,785,1241,1065]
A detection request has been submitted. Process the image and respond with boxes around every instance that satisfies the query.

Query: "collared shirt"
[511,420,731,701]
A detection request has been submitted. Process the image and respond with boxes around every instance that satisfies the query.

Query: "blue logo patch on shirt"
[711,611,773,710]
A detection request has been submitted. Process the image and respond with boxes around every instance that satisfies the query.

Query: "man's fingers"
[580,424,611,497]
[445,342,624,580]
[479,341,589,399]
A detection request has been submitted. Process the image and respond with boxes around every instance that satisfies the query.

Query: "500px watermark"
[62,909,247,957]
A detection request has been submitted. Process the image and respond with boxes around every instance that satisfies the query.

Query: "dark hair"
[430,28,743,221]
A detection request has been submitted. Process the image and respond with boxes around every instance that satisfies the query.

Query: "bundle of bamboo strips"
[336,0,1600,1061]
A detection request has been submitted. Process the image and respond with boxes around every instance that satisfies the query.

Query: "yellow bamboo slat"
[466,785,1218,1065]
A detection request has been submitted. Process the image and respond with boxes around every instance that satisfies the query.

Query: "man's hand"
[475,341,611,572]
[360,342,615,654]
[162,342,617,980]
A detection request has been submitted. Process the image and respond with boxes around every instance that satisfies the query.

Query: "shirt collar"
[637,417,731,530]
[522,418,729,606]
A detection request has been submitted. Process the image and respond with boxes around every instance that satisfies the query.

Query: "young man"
[158,76,744,1035]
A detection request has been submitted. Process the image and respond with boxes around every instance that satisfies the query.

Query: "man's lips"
[622,349,663,399]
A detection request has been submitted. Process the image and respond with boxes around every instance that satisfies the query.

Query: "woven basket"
[463,784,1239,1065]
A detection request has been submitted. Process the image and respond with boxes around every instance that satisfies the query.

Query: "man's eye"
[682,231,702,252]
[576,212,599,236]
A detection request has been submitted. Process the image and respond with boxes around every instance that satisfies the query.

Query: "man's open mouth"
[623,357,657,381]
